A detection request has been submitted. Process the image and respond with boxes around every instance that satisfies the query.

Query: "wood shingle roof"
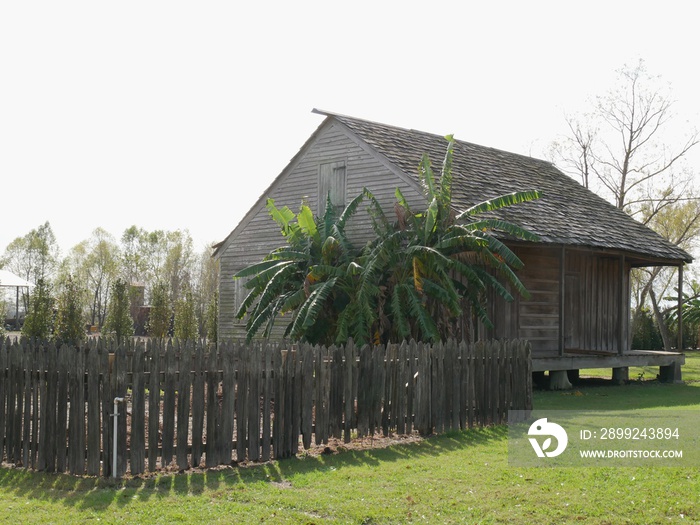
[320,110,692,265]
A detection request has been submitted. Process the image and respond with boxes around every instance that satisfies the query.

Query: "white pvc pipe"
[113,397,124,478]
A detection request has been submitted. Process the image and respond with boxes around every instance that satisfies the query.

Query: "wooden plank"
[356,345,369,438]
[450,340,460,431]
[248,342,261,462]
[329,346,343,440]
[68,345,86,475]
[342,340,354,443]
[396,341,407,435]
[30,343,41,469]
[415,341,430,436]
[114,342,128,478]
[130,341,146,475]
[445,341,457,431]
[161,340,176,468]
[219,341,234,464]
[465,342,474,429]
[22,342,33,468]
[5,341,18,464]
[373,346,386,436]
[406,340,416,435]
[190,342,205,468]
[176,340,193,471]
[85,341,100,476]
[236,342,248,462]
[283,346,294,456]
[261,343,272,462]
[314,345,323,445]
[205,346,220,467]
[291,346,301,455]
[474,342,485,427]
[55,345,69,472]
[98,340,111,477]
[381,344,394,436]
[491,341,501,425]
[147,339,160,473]
[300,345,314,449]
[271,347,283,459]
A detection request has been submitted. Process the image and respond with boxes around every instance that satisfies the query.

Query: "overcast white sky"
[1,1,699,256]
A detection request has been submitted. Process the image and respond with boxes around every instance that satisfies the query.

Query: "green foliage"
[357,140,539,343]
[53,275,86,346]
[205,290,218,346]
[103,278,134,343]
[148,280,171,338]
[235,190,370,344]
[174,284,199,341]
[236,136,539,345]
[631,307,663,350]
[21,278,55,340]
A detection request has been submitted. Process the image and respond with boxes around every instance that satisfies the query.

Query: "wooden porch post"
[618,254,625,356]
[558,245,565,357]
[678,264,684,351]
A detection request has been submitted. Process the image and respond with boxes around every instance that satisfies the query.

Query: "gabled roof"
[318,110,692,265]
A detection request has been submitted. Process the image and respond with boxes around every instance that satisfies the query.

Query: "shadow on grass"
[0,424,508,511]
[534,378,700,411]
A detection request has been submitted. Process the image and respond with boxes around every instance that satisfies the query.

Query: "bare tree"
[552,60,699,350]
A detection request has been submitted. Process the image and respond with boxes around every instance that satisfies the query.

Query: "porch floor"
[532,349,685,373]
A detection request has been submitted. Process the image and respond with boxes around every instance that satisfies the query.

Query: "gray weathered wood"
[161,340,176,468]
[220,341,235,464]
[114,342,128,478]
[98,340,111,477]
[261,344,272,461]
[68,345,86,474]
[176,340,193,471]
[300,345,314,449]
[190,342,205,468]
[248,343,261,461]
[147,339,160,473]
[130,341,146,475]
[55,345,69,472]
[86,341,101,476]
[236,342,248,462]
[205,346,220,467]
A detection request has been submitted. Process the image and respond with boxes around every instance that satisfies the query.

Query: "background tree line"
[0,223,219,344]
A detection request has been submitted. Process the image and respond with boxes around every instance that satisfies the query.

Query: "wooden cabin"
[214,110,691,382]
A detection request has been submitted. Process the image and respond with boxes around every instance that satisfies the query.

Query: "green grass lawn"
[1,354,699,524]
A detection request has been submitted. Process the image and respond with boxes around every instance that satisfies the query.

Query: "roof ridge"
[313,107,555,167]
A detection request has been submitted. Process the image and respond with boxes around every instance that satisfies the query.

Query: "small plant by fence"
[0,337,532,477]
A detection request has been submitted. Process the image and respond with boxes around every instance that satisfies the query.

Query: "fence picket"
[130,341,146,475]
[219,341,234,464]
[68,345,85,474]
[190,342,205,468]
[205,346,220,467]
[261,344,272,461]
[161,340,176,468]
[147,339,160,473]
[177,340,193,470]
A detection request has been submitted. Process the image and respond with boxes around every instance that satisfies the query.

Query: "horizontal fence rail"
[0,337,532,477]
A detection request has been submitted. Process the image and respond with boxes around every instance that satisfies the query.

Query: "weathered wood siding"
[488,246,630,358]
[487,246,560,355]
[564,250,629,354]
[218,121,425,340]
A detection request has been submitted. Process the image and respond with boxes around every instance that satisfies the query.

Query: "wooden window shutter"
[319,161,346,215]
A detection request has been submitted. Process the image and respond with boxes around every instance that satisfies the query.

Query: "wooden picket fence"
[0,337,532,477]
